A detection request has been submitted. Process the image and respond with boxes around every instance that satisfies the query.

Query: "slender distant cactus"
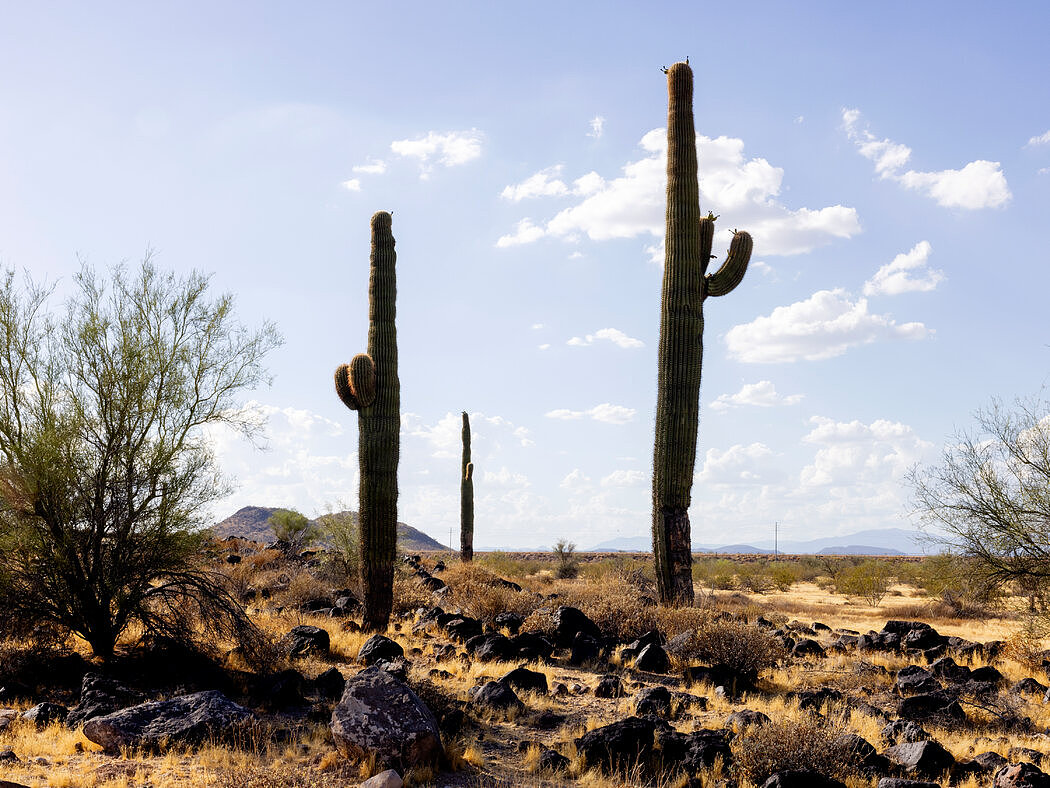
[652,62,753,606]
[460,411,474,562]
[334,211,400,631]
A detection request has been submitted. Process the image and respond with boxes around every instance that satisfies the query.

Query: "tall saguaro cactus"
[334,211,400,631]
[460,411,474,562]
[652,62,753,605]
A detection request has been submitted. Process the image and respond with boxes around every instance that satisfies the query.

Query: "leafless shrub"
[732,714,856,785]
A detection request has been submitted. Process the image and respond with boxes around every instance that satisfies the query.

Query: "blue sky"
[2,2,1048,549]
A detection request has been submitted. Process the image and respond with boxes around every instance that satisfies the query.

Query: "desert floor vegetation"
[0,547,1047,787]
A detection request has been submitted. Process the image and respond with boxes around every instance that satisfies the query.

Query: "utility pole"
[774,520,779,559]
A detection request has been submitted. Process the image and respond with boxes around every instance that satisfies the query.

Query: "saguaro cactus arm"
[705,231,752,298]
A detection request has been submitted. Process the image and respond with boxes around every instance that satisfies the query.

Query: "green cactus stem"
[652,62,752,606]
[334,210,400,631]
[460,411,474,562]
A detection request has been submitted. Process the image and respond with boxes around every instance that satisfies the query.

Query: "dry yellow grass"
[2,550,1047,787]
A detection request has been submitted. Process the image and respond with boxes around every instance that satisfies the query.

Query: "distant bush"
[769,562,802,591]
[834,560,893,606]
[736,563,774,594]
[552,539,580,579]
[732,715,856,785]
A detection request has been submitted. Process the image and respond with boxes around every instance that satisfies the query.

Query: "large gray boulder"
[82,690,253,754]
[331,666,442,772]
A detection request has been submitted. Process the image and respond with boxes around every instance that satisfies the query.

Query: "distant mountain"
[816,545,904,556]
[588,527,929,555]
[210,506,447,552]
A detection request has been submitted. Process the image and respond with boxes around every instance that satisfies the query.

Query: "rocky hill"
[210,506,447,552]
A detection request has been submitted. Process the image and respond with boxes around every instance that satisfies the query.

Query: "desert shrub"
[833,560,893,606]
[315,510,359,585]
[524,576,661,643]
[440,563,538,624]
[282,569,331,610]
[267,508,319,549]
[769,562,801,591]
[552,539,580,579]
[697,558,739,590]
[731,715,856,785]
[735,562,774,594]
[914,553,1005,617]
[677,617,785,681]
[391,569,433,615]
[477,551,543,579]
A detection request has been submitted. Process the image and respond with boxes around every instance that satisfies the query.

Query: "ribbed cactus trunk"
[652,62,752,606]
[460,411,474,562]
[334,211,400,631]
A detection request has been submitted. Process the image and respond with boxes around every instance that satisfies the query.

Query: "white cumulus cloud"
[390,129,483,170]
[496,218,546,248]
[497,129,859,256]
[601,469,646,487]
[545,403,636,425]
[566,327,644,349]
[588,116,605,139]
[1027,130,1050,147]
[341,179,361,192]
[352,160,387,175]
[697,442,777,485]
[710,380,803,411]
[843,109,1011,210]
[801,416,931,488]
[863,241,944,296]
[725,289,930,363]
[500,166,570,201]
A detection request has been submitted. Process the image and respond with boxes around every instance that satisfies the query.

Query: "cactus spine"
[652,62,753,606]
[460,411,474,562]
[334,211,400,631]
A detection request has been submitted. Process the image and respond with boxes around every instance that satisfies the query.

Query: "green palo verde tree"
[652,61,753,605]
[334,211,400,631]
[460,411,474,562]
[0,260,280,659]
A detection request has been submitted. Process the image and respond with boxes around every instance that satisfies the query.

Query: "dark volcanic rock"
[881,720,931,745]
[67,674,145,727]
[569,632,603,666]
[792,638,827,658]
[282,625,330,658]
[538,748,570,773]
[633,643,670,673]
[510,632,554,661]
[725,709,771,732]
[633,686,671,717]
[83,690,252,754]
[358,635,405,666]
[993,763,1050,788]
[761,772,846,788]
[1011,677,1048,696]
[331,666,442,771]
[896,666,942,695]
[876,780,941,788]
[313,667,345,699]
[575,716,656,772]
[494,612,524,635]
[973,751,1008,772]
[470,681,524,715]
[465,633,516,663]
[554,606,602,647]
[499,667,548,695]
[884,739,956,780]
[897,691,965,722]
[21,703,68,728]
[594,674,626,699]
